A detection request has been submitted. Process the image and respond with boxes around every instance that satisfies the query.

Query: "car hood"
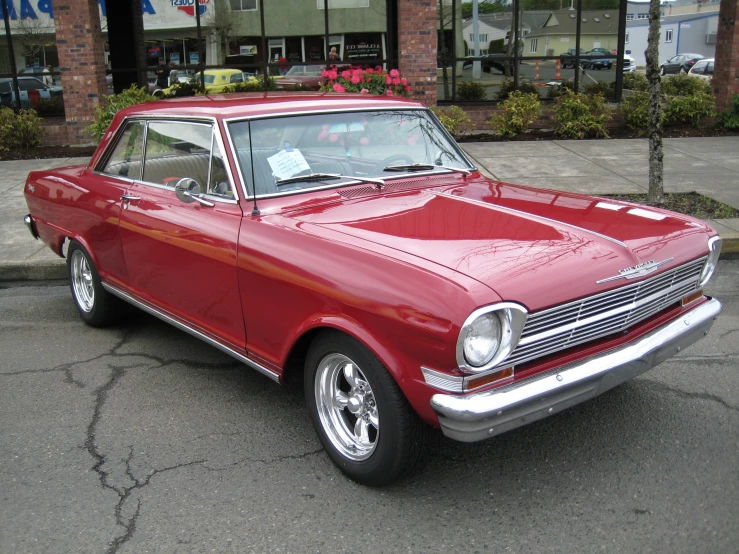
[284,177,713,312]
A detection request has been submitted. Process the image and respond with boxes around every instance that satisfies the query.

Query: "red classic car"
[23,94,722,486]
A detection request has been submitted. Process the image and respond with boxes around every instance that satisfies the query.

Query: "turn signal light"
[466,367,514,391]
[682,289,704,306]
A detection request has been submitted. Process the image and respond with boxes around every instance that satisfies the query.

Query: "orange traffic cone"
[555,58,561,81]
[535,59,541,81]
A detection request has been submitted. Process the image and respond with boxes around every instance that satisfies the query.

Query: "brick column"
[398,0,437,105]
[713,0,739,112]
[52,0,108,145]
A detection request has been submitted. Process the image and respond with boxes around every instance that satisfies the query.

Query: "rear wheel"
[67,241,124,327]
[305,331,433,486]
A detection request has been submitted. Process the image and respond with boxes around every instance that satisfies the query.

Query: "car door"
[118,119,247,351]
[665,55,680,73]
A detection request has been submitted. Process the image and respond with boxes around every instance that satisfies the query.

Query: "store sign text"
[171,0,209,17]
[0,0,157,19]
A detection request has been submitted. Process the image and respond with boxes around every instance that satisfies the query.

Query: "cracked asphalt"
[1,261,737,554]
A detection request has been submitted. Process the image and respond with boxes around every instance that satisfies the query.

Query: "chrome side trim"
[430,298,722,443]
[101,282,280,383]
[24,214,39,240]
[435,191,629,249]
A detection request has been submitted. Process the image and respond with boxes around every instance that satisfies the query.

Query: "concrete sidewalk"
[1,136,738,281]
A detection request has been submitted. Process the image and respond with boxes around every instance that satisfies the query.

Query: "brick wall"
[41,118,70,146]
[713,0,739,112]
[398,0,438,105]
[52,0,108,145]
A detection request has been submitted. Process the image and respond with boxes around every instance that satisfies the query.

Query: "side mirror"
[174,178,202,203]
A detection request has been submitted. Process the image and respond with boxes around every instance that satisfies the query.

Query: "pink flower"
[352,68,363,77]
[317,129,329,141]
[351,75,362,85]
[341,70,352,80]
[360,137,370,146]
[375,66,383,72]
[401,78,408,86]
[392,77,401,85]
[327,70,338,81]
[386,89,394,96]
[385,74,392,85]
[365,68,374,74]
[360,88,369,94]
[329,134,339,143]
[389,69,400,78]
[333,83,346,93]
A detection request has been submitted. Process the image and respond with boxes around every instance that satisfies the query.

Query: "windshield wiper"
[275,173,385,188]
[383,163,472,176]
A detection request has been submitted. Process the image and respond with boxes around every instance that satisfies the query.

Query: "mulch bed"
[601,192,739,220]
[0,145,97,161]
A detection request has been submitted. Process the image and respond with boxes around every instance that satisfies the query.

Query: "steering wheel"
[378,154,414,171]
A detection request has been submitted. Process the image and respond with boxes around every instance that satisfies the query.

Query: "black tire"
[660,66,666,76]
[304,331,434,486]
[67,241,124,327]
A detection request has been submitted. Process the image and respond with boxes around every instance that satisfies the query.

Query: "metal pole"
[574,0,583,92]
[1,0,22,110]
[614,0,628,102]
[259,0,267,88]
[451,0,457,100]
[513,0,520,89]
[195,0,205,90]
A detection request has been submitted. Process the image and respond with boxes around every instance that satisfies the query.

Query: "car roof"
[115,93,426,121]
[0,76,44,83]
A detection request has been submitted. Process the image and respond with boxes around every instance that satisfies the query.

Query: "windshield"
[194,73,216,84]
[228,109,473,197]
[286,65,324,77]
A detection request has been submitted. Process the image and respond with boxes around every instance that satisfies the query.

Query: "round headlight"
[463,313,502,367]
[699,236,722,287]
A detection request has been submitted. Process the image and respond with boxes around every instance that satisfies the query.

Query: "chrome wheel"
[71,249,94,312]
[314,353,379,461]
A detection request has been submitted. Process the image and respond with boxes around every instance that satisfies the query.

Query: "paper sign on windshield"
[267,149,311,180]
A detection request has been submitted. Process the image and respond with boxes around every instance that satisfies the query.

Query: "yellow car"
[155,69,252,96]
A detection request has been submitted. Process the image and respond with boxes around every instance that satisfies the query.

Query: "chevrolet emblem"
[596,258,673,284]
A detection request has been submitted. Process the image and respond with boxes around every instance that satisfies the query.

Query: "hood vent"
[337,175,456,200]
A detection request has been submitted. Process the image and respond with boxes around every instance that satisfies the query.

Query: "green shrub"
[547,79,574,99]
[430,105,472,135]
[89,85,155,141]
[582,80,614,98]
[489,91,541,138]
[553,89,611,139]
[661,73,712,97]
[622,72,648,91]
[663,91,715,127]
[224,76,278,92]
[496,78,538,101]
[457,81,487,101]
[488,38,505,53]
[0,107,43,151]
[618,92,651,135]
[163,80,205,97]
[719,93,739,130]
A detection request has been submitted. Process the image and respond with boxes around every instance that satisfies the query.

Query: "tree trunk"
[645,0,664,204]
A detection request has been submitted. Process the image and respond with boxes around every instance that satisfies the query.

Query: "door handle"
[121,194,141,209]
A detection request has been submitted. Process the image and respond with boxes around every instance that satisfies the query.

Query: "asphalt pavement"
[2,136,738,281]
[1,261,737,553]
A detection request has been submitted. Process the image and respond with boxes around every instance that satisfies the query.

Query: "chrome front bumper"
[24,214,39,240]
[430,298,722,443]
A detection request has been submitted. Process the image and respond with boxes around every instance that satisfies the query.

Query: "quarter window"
[230,0,257,10]
[100,121,145,179]
[665,29,673,43]
[529,38,538,53]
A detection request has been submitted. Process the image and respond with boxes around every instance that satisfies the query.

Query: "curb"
[1,235,737,282]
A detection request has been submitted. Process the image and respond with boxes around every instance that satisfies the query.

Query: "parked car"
[660,53,704,75]
[274,64,325,90]
[582,48,614,70]
[688,58,714,81]
[0,76,63,109]
[622,52,636,73]
[478,53,512,74]
[560,48,586,69]
[23,95,723,485]
[153,68,250,95]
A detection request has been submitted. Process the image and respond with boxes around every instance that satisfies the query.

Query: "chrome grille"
[507,256,706,367]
